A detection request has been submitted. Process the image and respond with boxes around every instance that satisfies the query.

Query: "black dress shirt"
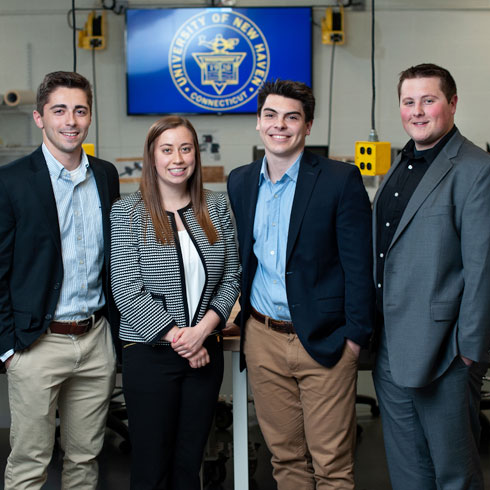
[375,125,457,312]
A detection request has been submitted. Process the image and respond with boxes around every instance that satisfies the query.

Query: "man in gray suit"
[373,63,490,489]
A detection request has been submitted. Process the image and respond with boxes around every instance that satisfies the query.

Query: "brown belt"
[250,307,295,334]
[49,310,103,335]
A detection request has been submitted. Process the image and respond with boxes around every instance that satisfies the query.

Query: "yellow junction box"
[78,11,106,51]
[82,143,95,157]
[355,141,391,176]
[321,7,345,45]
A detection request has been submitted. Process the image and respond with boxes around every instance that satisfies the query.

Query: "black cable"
[327,41,336,158]
[341,0,364,7]
[371,0,376,132]
[101,0,125,15]
[72,0,77,72]
[91,45,99,157]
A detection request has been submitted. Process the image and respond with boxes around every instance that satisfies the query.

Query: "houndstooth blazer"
[110,190,241,344]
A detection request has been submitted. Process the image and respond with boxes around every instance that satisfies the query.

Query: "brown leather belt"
[250,307,295,334]
[49,310,103,335]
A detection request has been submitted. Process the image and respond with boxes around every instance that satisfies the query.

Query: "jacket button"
[53,283,60,290]
[45,314,52,320]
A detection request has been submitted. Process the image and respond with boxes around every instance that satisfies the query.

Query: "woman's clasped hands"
[163,324,210,369]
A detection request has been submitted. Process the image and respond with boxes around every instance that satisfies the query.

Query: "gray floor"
[1,405,490,489]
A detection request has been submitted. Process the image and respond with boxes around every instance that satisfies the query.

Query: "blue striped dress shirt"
[250,154,301,321]
[42,144,105,321]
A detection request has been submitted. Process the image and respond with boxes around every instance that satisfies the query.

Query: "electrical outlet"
[355,141,391,176]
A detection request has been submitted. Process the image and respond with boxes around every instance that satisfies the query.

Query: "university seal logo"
[169,10,270,112]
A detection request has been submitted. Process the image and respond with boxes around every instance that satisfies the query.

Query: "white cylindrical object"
[4,90,36,107]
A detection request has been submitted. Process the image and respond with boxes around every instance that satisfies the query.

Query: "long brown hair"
[140,116,218,245]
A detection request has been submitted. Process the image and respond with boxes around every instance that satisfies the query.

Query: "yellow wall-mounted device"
[78,11,106,50]
[322,6,345,45]
[82,143,95,157]
[355,141,391,176]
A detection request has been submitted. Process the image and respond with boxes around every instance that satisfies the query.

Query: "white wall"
[1,0,489,172]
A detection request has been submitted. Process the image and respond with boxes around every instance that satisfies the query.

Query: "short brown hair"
[257,79,315,123]
[397,63,457,103]
[36,71,92,115]
[140,116,218,245]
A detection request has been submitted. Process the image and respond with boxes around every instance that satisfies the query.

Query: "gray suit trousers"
[373,330,485,490]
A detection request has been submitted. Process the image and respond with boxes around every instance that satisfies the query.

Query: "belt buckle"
[77,317,91,329]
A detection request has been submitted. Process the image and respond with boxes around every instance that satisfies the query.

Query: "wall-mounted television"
[126,7,312,115]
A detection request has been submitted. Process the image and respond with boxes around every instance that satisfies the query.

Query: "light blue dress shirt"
[249,154,301,321]
[42,144,105,321]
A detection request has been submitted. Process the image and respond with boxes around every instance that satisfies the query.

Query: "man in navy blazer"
[373,63,490,489]
[226,79,374,489]
[0,72,119,489]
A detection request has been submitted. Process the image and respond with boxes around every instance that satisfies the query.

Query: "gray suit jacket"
[373,129,490,388]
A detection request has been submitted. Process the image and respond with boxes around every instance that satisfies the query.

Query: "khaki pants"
[5,317,116,490]
[244,316,358,490]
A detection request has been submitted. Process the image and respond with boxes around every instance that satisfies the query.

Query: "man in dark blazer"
[226,79,374,489]
[0,72,120,489]
[373,63,490,489]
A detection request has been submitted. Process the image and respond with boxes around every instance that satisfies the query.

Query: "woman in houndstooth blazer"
[110,116,240,490]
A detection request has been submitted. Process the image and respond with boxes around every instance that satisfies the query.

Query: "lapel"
[89,157,111,262]
[241,160,261,257]
[26,147,62,253]
[286,151,320,264]
[387,131,463,251]
[235,160,261,293]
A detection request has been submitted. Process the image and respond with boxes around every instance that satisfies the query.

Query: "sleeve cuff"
[1,349,14,363]
[150,320,178,345]
[208,305,226,330]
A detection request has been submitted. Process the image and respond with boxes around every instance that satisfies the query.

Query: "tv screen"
[126,7,312,115]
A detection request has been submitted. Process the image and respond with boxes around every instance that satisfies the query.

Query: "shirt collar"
[402,125,457,165]
[258,152,302,185]
[42,143,90,181]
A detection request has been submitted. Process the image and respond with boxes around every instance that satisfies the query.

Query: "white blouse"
[178,230,205,323]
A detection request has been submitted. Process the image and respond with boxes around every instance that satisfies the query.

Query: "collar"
[42,143,89,181]
[402,125,458,165]
[258,152,302,185]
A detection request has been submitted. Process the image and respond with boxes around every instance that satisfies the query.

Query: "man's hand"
[222,322,240,337]
[346,339,361,359]
[4,354,14,370]
[460,354,474,367]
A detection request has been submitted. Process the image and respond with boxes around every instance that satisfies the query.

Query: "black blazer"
[227,150,375,370]
[0,146,120,355]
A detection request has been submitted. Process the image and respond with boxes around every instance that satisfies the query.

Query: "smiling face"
[153,125,196,195]
[33,87,91,167]
[256,94,312,163]
[399,76,457,151]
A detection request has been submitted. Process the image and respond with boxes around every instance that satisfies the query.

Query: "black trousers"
[122,334,224,490]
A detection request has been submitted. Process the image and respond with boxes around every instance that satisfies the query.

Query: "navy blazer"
[227,150,375,370]
[0,146,120,356]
